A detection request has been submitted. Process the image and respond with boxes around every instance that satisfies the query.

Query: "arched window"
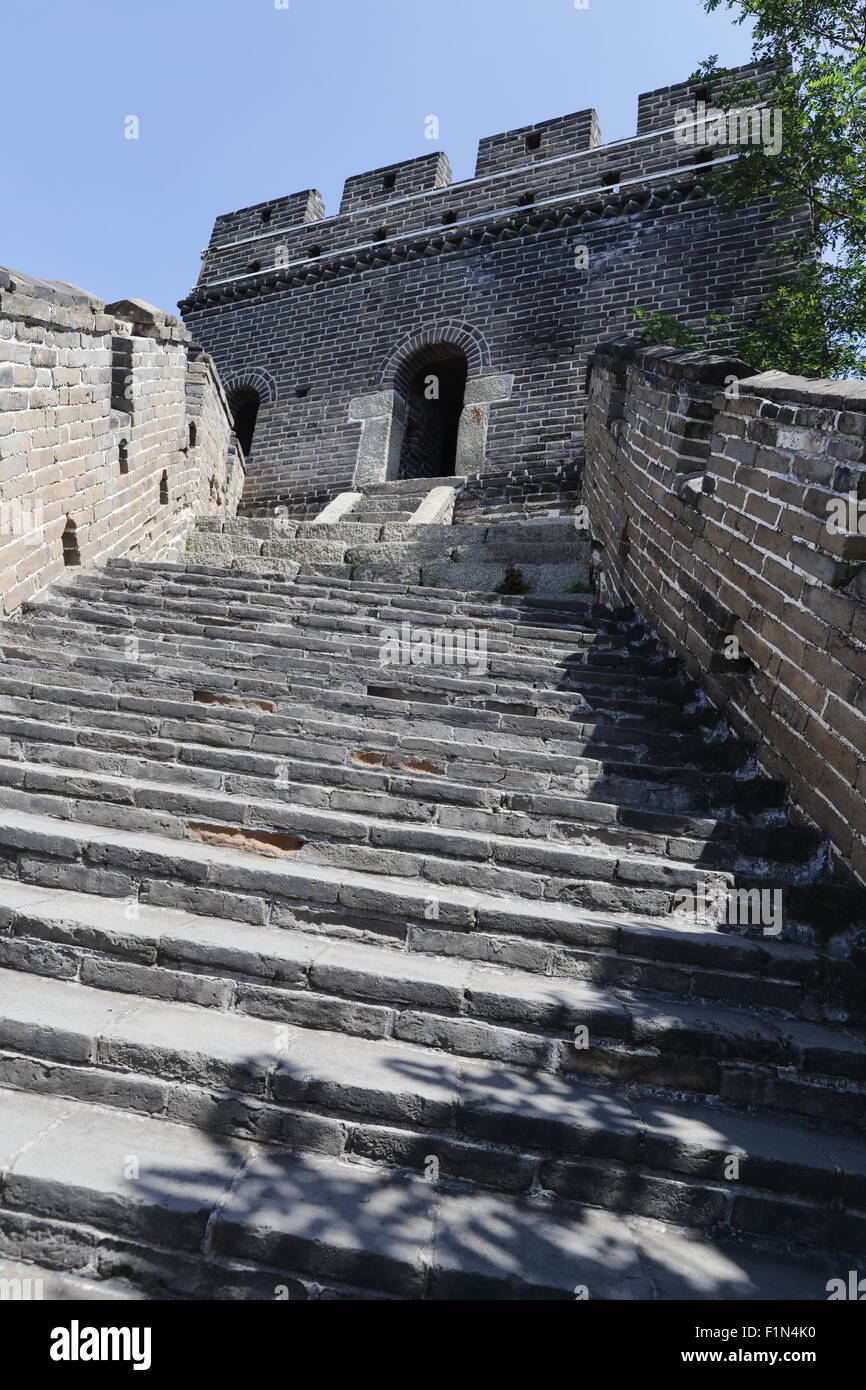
[119,439,129,475]
[188,422,197,449]
[397,345,468,480]
[228,386,261,459]
[61,517,81,566]
[159,471,169,505]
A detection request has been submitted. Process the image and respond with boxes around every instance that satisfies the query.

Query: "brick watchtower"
[180,61,800,516]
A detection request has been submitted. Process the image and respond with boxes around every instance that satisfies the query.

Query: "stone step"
[0,1086,844,1300]
[80,559,611,621]
[0,883,861,1109]
[0,690,819,875]
[0,612,680,698]
[0,775,742,916]
[0,809,854,1018]
[115,555,602,610]
[0,649,751,779]
[2,697,795,833]
[350,509,426,524]
[1,656,756,811]
[0,622,747,763]
[107,558,602,623]
[0,754,828,904]
[0,654,707,758]
[17,592,682,705]
[0,546,860,1298]
[5,584,621,661]
[362,477,458,496]
[16,593,615,670]
[0,970,864,1253]
[194,515,591,548]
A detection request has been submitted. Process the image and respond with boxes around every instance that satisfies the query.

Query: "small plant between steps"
[496,564,531,595]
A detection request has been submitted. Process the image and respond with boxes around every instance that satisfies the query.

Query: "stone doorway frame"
[349,323,514,487]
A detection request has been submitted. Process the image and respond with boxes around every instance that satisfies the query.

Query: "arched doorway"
[228,386,261,460]
[396,346,468,480]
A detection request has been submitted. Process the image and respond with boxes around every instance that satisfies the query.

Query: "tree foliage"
[645,2,866,376]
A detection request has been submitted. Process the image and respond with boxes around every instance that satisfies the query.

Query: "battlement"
[207,189,325,256]
[637,57,782,134]
[474,108,601,178]
[188,60,787,300]
[189,59,786,299]
[339,152,452,215]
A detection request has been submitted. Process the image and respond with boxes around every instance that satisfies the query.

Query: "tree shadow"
[79,1036,858,1304]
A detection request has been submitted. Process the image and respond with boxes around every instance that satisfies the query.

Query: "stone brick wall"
[0,267,243,615]
[584,338,866,889]
[180,61,805,515]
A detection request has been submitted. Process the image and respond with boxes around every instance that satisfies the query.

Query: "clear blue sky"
[3,0,753,313]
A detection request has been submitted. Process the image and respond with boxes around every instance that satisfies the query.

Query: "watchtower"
[180,60,797,516]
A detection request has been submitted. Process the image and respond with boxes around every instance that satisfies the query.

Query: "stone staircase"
[351,478,455,525]
[0,558,863,1300]
[186,509,592,596]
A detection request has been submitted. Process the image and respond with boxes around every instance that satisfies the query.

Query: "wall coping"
[590,335,755,385]
[0,266,188,342]
[737,370,866,412]
[591,337,866,410]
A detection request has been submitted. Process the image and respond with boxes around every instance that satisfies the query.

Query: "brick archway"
[222,369,277,464]
[221,367,278,406]
[349,324,508,487]
[380,322,491,392]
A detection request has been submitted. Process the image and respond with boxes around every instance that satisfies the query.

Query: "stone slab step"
[0,668,749,806]
[0,637,747,777]
[0,630,760,793]
[107,565,605,633]
[16,605,668,719]
[0,773,739,916]
[0,806,844,1013]
[0,624,714,754]
[0,882,861,1103]
[0,658,753,790]
[0,737,812,887]
[106,558,601,622]
[0,693,813,865]
[0,974,864,1251]
[362,477,459,496]
[71,566,616,642]
[17,592,680,705]
[0,753,821,907]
